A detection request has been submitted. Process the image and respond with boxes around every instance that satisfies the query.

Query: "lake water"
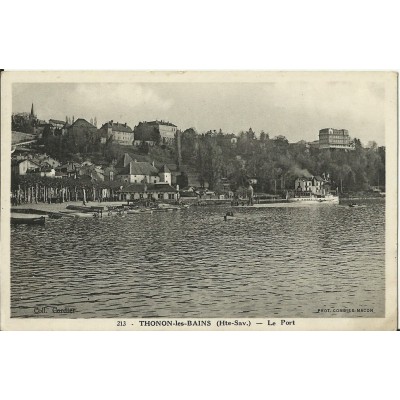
[10,199,385,318]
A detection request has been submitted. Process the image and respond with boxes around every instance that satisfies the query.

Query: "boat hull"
[11,216,46,225]
[288,195,339,204]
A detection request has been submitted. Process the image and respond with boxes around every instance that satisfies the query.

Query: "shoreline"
[11,201,126,213]
[10,195,385,214]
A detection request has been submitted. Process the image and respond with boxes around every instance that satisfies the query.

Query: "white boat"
[288,193,339,204]
[127,209,153,214]
[157,203,180,211]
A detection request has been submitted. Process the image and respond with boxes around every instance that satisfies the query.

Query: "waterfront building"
[118,161,161,184]
[117,183,178,202]
[117,160,173,185]
[99,120,134,146]
[319,128,355,150]
[295,175,331,196]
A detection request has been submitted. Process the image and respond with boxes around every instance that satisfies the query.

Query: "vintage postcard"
[0,71,397,330]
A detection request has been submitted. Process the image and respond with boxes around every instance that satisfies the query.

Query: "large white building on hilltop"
[319,128,355,150]
[100,120,134,146]
[146,120,177,144]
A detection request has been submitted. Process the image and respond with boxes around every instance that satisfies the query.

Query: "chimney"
[124,122,127,127]
[152,161,155,167]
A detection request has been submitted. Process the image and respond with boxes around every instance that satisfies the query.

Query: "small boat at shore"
[48,212,63,219]
[224,211,236,221]
[157,203,180,211]
[348,203,366,208]
[11,215,46,226]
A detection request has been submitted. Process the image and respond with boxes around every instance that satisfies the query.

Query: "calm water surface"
[11,200,385,318]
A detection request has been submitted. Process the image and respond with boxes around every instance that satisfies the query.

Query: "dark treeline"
[11,174,123,205]
[180,128,385,193]
[41,127,129,165]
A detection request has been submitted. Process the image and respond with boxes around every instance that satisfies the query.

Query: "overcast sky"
[13,81,385,145]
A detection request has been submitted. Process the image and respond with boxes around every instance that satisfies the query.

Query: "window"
[158,193,163,199]
[168,194,175,200]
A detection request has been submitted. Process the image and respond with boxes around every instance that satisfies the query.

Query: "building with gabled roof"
[295,175,331,196]
[67,118,97,136]
[158,164,171,184]
[11,159,41,176]
[144,120,177,144]
[117,160,172,185]
[118,161,160,184]
[100,120,134,146]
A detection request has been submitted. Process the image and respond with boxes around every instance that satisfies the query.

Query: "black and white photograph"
[0,71,397,330]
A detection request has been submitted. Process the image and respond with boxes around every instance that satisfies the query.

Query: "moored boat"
[11,215,46,225]
[348,203,366,208]
[288,193,339,204]
[48,212,63,219]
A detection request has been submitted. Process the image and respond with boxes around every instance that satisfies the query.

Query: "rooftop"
[120,161,159,176]
[69,118,96,129]
[159,164,171,173]
[119,183,177,193]
[101,121,133,133]
[49,119,66,125]
[146,120,177,127]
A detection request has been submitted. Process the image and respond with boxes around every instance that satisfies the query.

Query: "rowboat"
[348,203,366,208]
[66,205,104,213]
[48,212,63,219]
[126,209,140,214]
[157,203,180,210]
[11,215,45,226]
[224,211,236,221]
[127,209,153,214]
